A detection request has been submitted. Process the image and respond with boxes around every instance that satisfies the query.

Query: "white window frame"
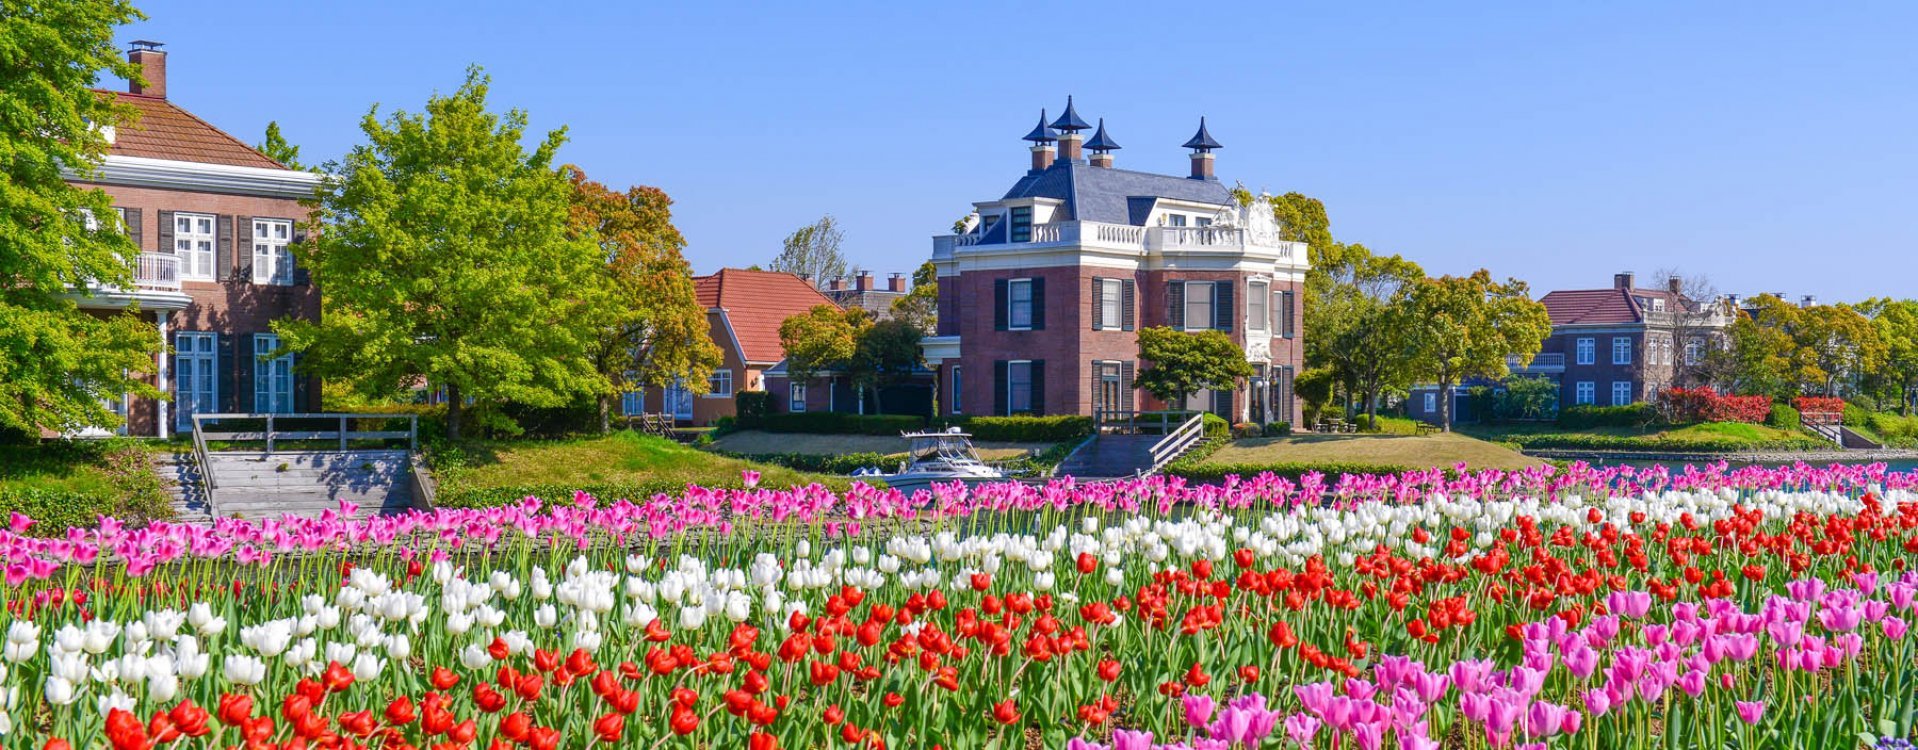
[1611,380,1633,407]
[1184,281,1215,331]
[1166,214,1188,227]
[620,389,645,416]
[1247,279,1269,332]
[1575,381,1595,406]
[1007,278,1034,330]
[251,218,294,285]
[252,333,295,414]
[950,366,963,414]
[706,369,733,398]
[789,382,808,412]
[174,332,218,431]
[1097,278,1122,331]
[1575,337,1595,365]
[1613,337,1633,366]
[1006,360,1034,415]
[174,212,218,281]
[1685,338,1703,366]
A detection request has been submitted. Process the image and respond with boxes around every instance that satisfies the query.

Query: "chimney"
[128,40,166,99]
[1182,117,1223,181]
[1614,272,1635,290]
[888,273,906,293]
[1022,109,1057,172]
[1667,277,1683,295]
[1086,118,1120,168]
[1090,152,1113,168]
[1030,144,1056,172]
[1058,131,1083,163]
[826,276,844,292]
[854,271,874,292]
[1052,96,1091,163]
[796,272,813,286]
[1801,295,1817,308]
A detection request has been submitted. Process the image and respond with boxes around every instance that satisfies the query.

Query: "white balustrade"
[136,252,180,290]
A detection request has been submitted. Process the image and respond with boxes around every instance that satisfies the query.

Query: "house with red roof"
[68,41,324,437]
[1408,272,1733,423]
[616,268,841,425]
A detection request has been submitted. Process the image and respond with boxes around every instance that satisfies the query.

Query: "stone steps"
[189,450,420,520]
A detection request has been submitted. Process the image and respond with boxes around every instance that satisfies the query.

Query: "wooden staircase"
[173,413,429,521]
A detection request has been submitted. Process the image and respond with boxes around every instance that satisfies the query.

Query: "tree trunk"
[870,385,884,416]
[597,394,612,435]
[1438,378,1454,432]
[446,384,464,442]
[1365,388,1379,430]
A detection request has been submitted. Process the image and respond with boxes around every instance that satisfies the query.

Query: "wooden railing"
[188,413,421,514]
[1094,409,1201,436]
[1146,412,1207,475]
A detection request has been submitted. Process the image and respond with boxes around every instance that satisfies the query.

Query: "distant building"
[819,271,910,320]
[921,99,1309,425]
[67,41,324,437]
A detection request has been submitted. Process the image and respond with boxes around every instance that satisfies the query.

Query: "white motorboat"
[854,428,1006,492]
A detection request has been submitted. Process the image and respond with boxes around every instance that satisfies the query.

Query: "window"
[1576,338,1595,365]
[1247,280,1269,332]
[1009,206,1032,243]
[174,212,217,280]
[705,369,733,398]
[253,333,294,414]
[788,383,807,412]
[1611,381,1634,406]
[252,218,294,285]
[1685,338,1704,365]
[950,366,962,413]
[174,332,217,431]
[1575,381,1595,405]
[1195,217,1213,227]
[1613,337,1633,365]
[1423,391,1437,413]
[1096,278,1122,330]
[620,389,645,416]
[1184,282,1214,331]
[1008,278,1034,330]
[1166,214,1188,227]
[1007,361,1033,414]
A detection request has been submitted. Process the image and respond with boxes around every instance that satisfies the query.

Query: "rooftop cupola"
[1086,118,1121,168]
[1022,109,1058,172]
[1182,117,1222,180]
[1051,96,1091,163]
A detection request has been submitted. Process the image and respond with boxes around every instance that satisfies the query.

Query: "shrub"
[1494,377,1559,421]
[1263,422,1293,438]
[1766,404,1801,430]
[1558,404,1654,429]
[939,415,1093,443]
[1201,413,1231,440]
[1793,397,1846,420]
[0,488,102,537]
[733,391,775,428]
[1464,386,1497,423]
[755,412,925,436]
[1231,422,1263,439]
[1657,387,1772,425]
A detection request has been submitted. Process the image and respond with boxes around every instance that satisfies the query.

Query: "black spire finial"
[1182,117,1222,152]
[1021,109,1057,144]
[1050,96,1092,133]
[1085,118,1121,153]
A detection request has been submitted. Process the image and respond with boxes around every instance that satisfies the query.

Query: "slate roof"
[98,91,287,170]
[694,269,840,365]
[998,161,1232,225]
[1539,287,1690,326]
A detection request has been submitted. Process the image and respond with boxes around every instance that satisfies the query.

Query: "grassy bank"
[708,430,1052,460]
[0,439,172,535]
[1166,431,1546,483]
[430,430,852,508]
[1459,421,1828,453]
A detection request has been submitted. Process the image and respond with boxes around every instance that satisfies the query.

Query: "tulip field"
[5,463,1918,749]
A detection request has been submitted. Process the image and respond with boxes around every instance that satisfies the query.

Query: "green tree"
[275,67,606,440]
[0,0,163,437]
[890,262,939,334]
[847,318,924,415]
[778,304,868,384]
[1703,303,1798,399]
[1133,327,1255,409]
[1314,248,1425,425]
[257,120,305,170]
[1860,298,1918,414]
[769,215,848,285]
[566,168,721,433]
[1401,271,1553,431]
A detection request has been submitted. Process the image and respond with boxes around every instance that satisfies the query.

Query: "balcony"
[1508,352,1565,373]
[74,252,190,310]
[932,220,1301,264]
[134,252,181,291]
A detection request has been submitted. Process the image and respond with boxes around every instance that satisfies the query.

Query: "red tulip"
[217,694,254,727]
[1097,659,1121,682]
[824,704,844,725]
[42,740,71,750]
[528,726,561,750]
[593,713,625,742]
[169,700,212,738]
[431,665,460,690]
[501,712,532,743]
[883,692,904,708]
[385,696,417,726]
[323,661,355,693]
[991,699,1020,725]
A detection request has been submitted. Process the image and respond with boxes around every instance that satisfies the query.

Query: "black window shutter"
[121,207,142,251]
[1030,360,1046,415]
[1121,360,1135,413]
[1215,281,1234,331]
[1282,290,1296,338]
[292,229,311,285]
[1121,279,1135,331]
[1168,282,1185,330]
[1030,277,1046,330]
[1091,277,1105,330]
[236,217,254,283]
[215,215,234,281]
[993,360,1008,416]
[993,280,1009,331]
[217,333,239,414]
[157,211,174,258]
[1089,361,1101,413]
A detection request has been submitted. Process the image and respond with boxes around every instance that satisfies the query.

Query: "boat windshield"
[907,436,983,465]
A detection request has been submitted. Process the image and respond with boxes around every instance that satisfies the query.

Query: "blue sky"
[122,1,1917,300]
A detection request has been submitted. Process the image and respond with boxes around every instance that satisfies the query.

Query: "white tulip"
[44,676,76,706]
[535,605,557,629]
[224,655,266,686]
[148,672,180,703]
[351,653,385,681]
[460,644,492,670]
[385,633,412,662]
[96,688,136,716]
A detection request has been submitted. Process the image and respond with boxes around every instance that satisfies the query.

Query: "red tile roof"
[99,91,288,170]
[695,269,839,364]
[1540,287,1689,326]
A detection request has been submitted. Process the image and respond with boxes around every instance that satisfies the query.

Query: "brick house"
[819,271,910,321]
[1408,272,1732,422]
[617,268,837,425]
[68,42,324,437]
[920,100,1309,425]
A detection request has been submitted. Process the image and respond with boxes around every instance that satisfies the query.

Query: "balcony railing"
[933,220,1296,262]
[1509,352,1566,371]
[135,252,180,291]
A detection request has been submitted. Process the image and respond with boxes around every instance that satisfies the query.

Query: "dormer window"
[1009,206,1032,242]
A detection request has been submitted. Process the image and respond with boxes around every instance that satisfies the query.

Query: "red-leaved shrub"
[1659,387,1772,424]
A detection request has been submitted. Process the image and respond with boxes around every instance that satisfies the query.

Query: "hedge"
[0,488,109,537]
[936,415,1094,443]
[1557,404,1654,429]
[1658,387,1770,424]
[434,476,877,509]
[751,412,926,436]
[1496,432,1828,453]
[717,452,896,475]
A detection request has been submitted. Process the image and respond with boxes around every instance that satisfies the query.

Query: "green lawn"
[1459,421,1827,452]
[431,430,852,507]
[709,430,1052,461]
[0,439,172,533]
[1195,431,1548,472]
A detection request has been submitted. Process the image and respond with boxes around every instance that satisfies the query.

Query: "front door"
[1094,362,1123,419]
[174,332,217,432]
[665,379,694,422]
